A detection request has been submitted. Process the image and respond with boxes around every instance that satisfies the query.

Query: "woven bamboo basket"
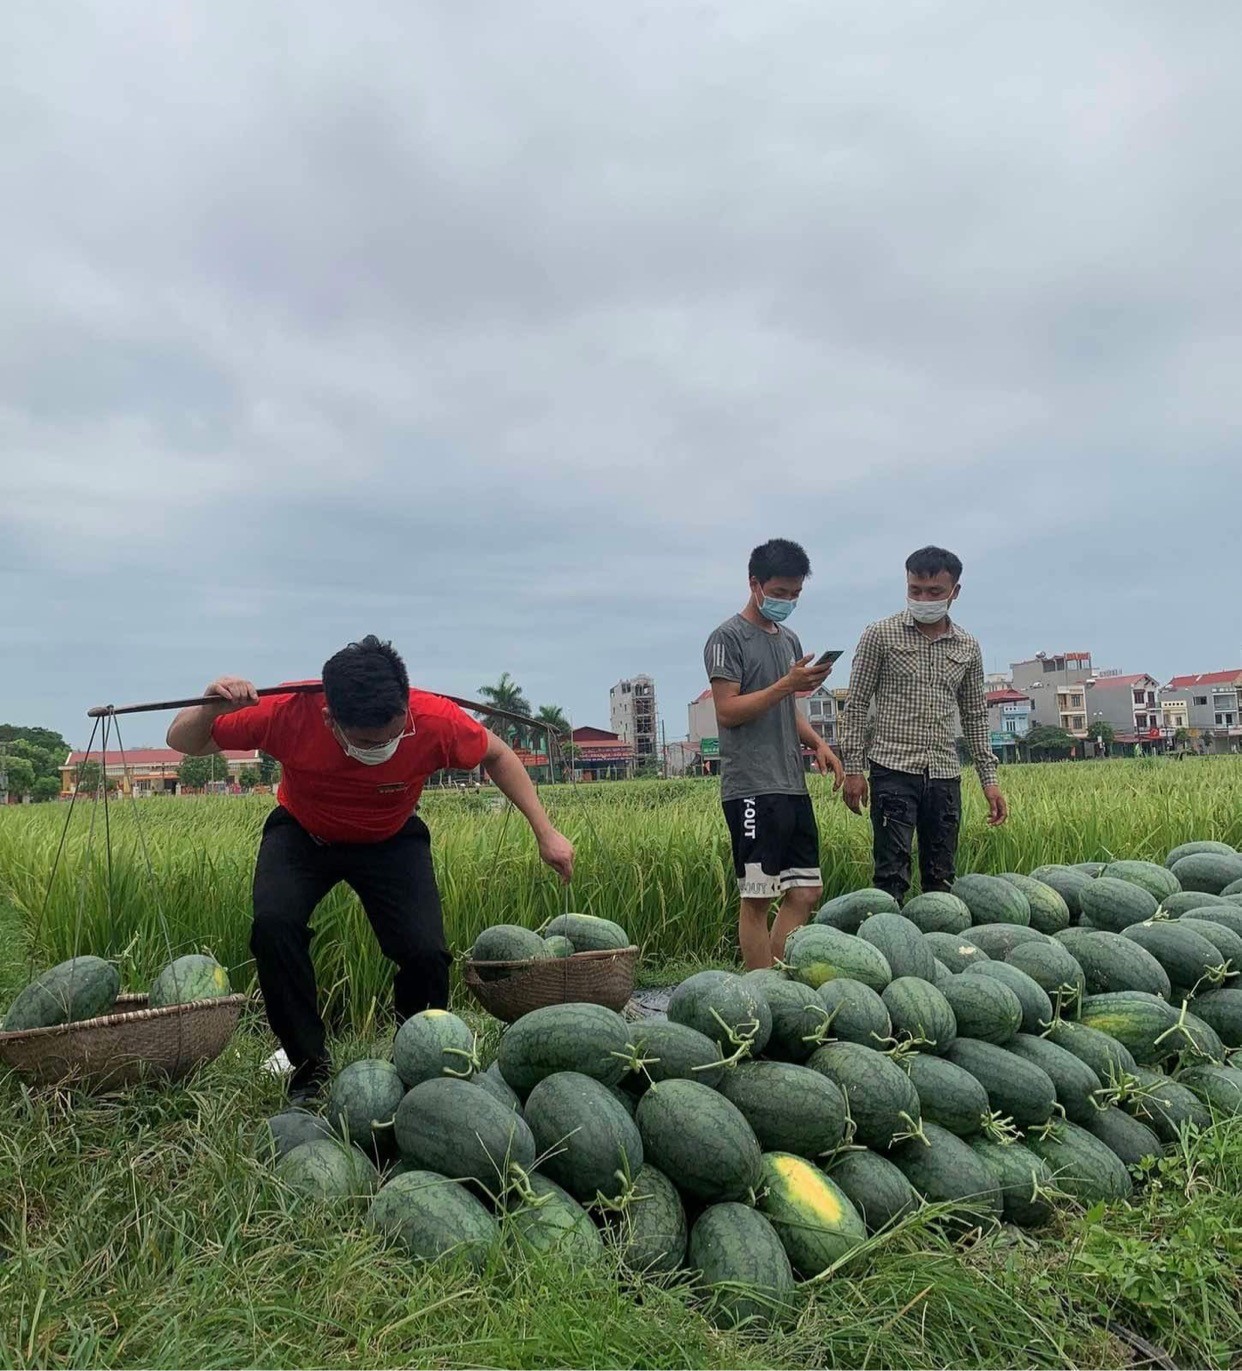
[0,992,247,1089]
[463,946,639,1023]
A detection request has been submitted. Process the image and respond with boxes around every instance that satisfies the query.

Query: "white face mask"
[907,597,953,625]
[333,714,414,765]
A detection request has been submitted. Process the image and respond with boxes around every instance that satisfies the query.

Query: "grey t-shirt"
[703,614,807,801]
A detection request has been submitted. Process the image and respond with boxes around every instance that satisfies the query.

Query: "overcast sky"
[3,2,1240,748]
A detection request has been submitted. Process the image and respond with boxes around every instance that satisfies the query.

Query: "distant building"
[1010,652,1094,736]
[986,688,1033,758]
[1083,673,1163,746]
[1165,670,1242,751]
[609,676,658,760]
[685,683,836,776]
[60,748,262,797]
[569,726,634,780]
[1159,693,1190,735]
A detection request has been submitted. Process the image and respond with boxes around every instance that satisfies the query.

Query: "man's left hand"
[984,784,1009,826]
[538,828,575,882]
[815,743,845,792]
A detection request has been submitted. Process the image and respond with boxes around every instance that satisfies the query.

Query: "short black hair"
[322,635,410,728]
[906,546,963,582]
[748,538,811,584]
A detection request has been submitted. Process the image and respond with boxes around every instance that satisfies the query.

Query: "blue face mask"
[759,595,797,623]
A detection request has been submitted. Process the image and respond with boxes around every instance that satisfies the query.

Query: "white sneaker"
[262,1048,292,1076]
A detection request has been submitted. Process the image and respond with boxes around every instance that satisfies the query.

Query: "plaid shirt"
[839,610,998,787]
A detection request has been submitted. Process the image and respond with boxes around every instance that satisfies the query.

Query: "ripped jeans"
[870,763,962,903]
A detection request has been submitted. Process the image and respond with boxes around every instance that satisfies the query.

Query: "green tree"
[178,754,233,790]
[1023,724,1077,760]
[31,776,61,802]
[0,755,35,797]
[1090,721,1116,754]
[0,724,70,754]
[476,672,533,747]
[258,751,279,785]
[73,760,104,794]
[238,767,260,789]
[1174,727,1192,749]
[535,704,570,737]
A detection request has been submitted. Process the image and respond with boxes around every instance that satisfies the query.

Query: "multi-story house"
[1165,670,1242,751]
[985,688,1032,760]
[1010,652,1094,735]
[1082,673,1163,746]
[609,676,658,760]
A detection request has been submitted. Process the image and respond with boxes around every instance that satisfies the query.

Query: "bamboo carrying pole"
[87,683,551,733]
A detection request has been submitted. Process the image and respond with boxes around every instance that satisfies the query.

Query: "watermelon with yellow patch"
[754,1151,866,1278]
[148,954,232,1008]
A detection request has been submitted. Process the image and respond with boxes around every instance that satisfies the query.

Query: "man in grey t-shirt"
[704,539,844,969]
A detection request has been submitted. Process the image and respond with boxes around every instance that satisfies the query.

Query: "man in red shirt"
[166,635,574,1101]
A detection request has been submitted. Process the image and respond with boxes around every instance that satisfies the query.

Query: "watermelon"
[882,978,957,1054]
[953,874,1031,926]
[718,1061,848,1159]
[687,1204,794,1329]
[1030,864,1094,918]
[393,1010,478,1087]
[394,1077,536,1192]
[543,912,631,952]
[923,932,990,974]
[931,959,955,990]
[1045,1020,1138,1087]
[827,1149,918,1234]
[1190,988,1242,1047]
[1076,862,1107,877]
[1087,1106,1161,1170]
[1005,941,1086,1014]
[470,924,552,973]
[899,891,972,935]
[1181,906,1242,940]
[783,926,891,993]
[1122,1066,1211,1143]
[1026,1121,1133,1202]
[543,935,575,958]
[944,1039,1056,1129]
[367,1170,497,1268]
[636,1080,763,1203]
[254,1109,334,1163]
[524,1071,643,1203]
[969,1139,1055,1228]
[1177,917,1242,971]
[1079,878,1159,934]
[1099,860,1181,903]
[1076,993,1182,1067]
[857,913,937,982]
[148,953,231,1008]
[667,971,772,1057]
[755,1152,866,1277]
[806,1042,920,1150]
[814,888,900,932]
[742,971,824,1063]
[497,1003,632,1095]
[900,1053,989,1137]
[1166,840,1236,869]
[963,962,1053,1036]
[1006,1034,1105,1127]
[610,1085,638,1118]
[1159,891,1235,917]
[506,1173,603,1264]
[1176,1063,1242,1115]
[963,923,1050,961]
[1224,878,1242,897]
[474,1062,522,1114]
[277,1138,378,1201]
[815,978,892,1047]
[626,1020,725,1091]
[3,955,120,1031]
[610,1164,686,1273]
[1054,928,1171,999]
[1165,1006,1226,1066]
[1122,922,1228,990]
[938,977,1023,1045]
[890,1123,1003,1224]
[326,1059,405,1154]
[1172,851,1242,895]
[997,874,1070,934]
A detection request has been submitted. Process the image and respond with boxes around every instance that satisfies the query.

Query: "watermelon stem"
[890,1111,928,1148]
[981,1111,1021,1145]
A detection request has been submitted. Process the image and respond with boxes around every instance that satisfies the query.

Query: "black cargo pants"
[870,763,962,903]
[250,806,450,1070]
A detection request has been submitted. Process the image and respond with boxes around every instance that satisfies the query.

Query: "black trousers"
[870,763,962,903]
[251,806,450,1069]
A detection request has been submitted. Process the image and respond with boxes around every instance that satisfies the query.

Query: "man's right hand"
[204,677,259,712]
[843,773,869,814]
[783,655,833,695]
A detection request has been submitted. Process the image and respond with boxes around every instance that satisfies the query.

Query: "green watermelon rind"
[4,955,121,1031]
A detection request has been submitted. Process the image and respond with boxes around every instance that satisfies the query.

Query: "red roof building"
[59,748,261,796]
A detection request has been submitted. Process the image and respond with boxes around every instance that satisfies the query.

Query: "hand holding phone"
[814,649,843,668]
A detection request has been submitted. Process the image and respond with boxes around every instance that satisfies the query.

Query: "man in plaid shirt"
[839,546,1008,903]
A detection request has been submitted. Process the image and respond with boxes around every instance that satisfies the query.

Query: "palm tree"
[535,704,570,738]
[476,672,533,747]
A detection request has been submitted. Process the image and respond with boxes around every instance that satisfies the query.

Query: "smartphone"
[814,649,844,668]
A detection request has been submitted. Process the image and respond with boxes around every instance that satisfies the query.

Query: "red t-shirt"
[211,686,490,843]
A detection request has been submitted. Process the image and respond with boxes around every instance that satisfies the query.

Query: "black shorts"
[722,793,822,900]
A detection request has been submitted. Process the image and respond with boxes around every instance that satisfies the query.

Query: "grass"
[1,758,1240,1033]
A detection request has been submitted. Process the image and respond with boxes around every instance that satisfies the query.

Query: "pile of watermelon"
[2,951,232,1031]
[469,912,633,974]
[259,840,1242,1329]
